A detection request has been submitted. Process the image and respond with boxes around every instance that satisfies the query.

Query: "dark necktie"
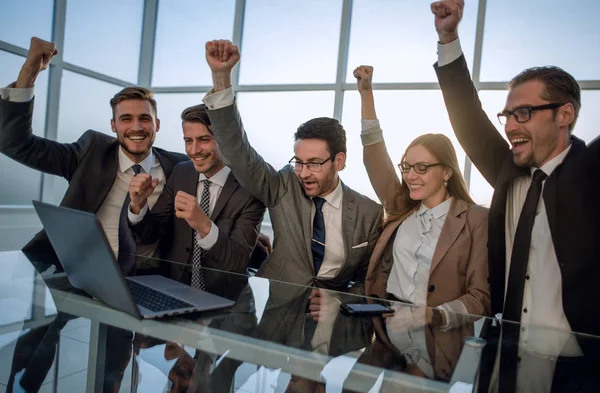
[499,169,548,393]
[311,197,326,276]
[191,179,211,290]
[118,164,142,276]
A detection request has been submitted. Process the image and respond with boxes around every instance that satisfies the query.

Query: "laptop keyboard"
[127,280,194,313]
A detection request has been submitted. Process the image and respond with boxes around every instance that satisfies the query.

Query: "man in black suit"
[431,1,600,392]
[0,37,188,275]
[128,104,266,289]
[0,37,189,393]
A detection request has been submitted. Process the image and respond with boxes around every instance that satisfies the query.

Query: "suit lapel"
[341,183,357,271]
[153,148,175,178]
[211,173,238,220]
[91,143,119,213]
[430,199,468,275]
[180,162,199,196]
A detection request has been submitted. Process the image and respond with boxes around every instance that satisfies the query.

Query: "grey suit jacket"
[206,101,382,292]
[0,97,188,269]
[130,161,266,285]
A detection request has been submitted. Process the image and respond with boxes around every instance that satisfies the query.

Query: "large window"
[239,0,343,85]
[0,0,53,49]
[481,0,600,81]
[347,0,479,83]
[63,0,144,83]
[152,0,236,87]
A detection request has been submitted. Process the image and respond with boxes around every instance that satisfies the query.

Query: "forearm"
[16,66,39,89]
[212,71,232,93]
[360,91,377,120]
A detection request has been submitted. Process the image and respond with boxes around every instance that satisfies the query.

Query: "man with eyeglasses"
[196,39,382,392]
[431,1,600,392]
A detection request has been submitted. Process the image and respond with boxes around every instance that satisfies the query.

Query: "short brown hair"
[509,66,581,132]
[109,87,157,119]
[181,104,212,132]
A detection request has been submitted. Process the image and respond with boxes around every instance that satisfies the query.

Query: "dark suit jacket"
[434,55,600,351]
[0,97,188,268]
[130,161,266,285]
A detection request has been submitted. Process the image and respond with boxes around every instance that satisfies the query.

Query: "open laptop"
[32,200,234,319]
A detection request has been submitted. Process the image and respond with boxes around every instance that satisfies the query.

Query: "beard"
[512,149,536,167]
[118,134,153,157]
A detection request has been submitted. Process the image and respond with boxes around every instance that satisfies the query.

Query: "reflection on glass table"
[2,251,598,393]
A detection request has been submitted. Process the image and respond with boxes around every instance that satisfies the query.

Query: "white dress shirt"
[129,166,231,251]
[1,84,167,267]
[97,148,165,265]
[438,40,582,392]
[311,178,346,278]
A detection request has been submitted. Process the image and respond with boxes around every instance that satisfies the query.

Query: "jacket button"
[185,247,191,253]
[428,285,435,293]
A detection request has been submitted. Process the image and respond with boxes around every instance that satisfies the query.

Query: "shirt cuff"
[128,203,149,225]
[0,83,35,102]
[195,221,219,250]
[437,299,469,331]
[203,87,235,110]
[360,119,384,146]
[437,38,463,67]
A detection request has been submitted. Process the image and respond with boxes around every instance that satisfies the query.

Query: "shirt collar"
[318,178,343,210]
[533,144,572,177]
[118,147,154,174]
[418,197,453,219]
[198,166,231,187]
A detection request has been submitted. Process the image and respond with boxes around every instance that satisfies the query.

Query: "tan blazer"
[359,132,491,380]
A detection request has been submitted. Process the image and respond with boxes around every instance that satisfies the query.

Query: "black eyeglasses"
[398,162,443,175]
[289,155,335,173]
[497,103,565,125]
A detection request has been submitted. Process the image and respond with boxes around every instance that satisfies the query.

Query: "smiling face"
[111,99,159,162]
[183,122,224,178]
[504,80,574,168]
[402,144,452,208]
[293,138,345,198]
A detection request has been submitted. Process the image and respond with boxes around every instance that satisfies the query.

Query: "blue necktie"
[311,197,326,275]
[118,164,142,276]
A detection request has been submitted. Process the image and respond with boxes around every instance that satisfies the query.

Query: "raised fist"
[430,0,464,43]
[353,65,374,94]
[129,174,158,214]
[205,40,240,74]
[17,37,59,88]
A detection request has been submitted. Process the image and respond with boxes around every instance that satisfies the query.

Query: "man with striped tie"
[128,104,266,291]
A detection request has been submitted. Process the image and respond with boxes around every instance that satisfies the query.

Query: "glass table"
[1,250,598,393]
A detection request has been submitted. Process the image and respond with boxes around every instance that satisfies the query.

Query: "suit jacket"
[434,55,600,355]
[130,161,266,285]
[205,101,383,293]
[355,135,490,380]
[0,97,188,268]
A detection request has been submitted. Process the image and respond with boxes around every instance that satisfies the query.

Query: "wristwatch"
[432,308,443,326]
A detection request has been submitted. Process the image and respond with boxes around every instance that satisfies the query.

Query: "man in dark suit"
[431,1,600,392]
[0,37,188,275]
[128,104,266,288]
[0,37,189,393]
